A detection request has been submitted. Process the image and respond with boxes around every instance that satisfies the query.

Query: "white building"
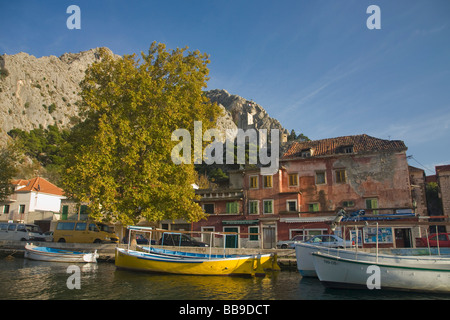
[1,177,65,223]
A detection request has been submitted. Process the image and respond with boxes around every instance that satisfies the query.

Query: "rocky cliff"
[205,89,286,134]
[0,49,285,146]
[0,48,111,138]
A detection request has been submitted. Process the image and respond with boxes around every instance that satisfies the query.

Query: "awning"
[280,217,335,223]
[222,220,259,225]
[341,212,416,222]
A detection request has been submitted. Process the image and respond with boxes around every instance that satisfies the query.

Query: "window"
[203,203,215,214]
[89,223,99,232]
[75,222,87,231]
[315,171,326,185]
[2,205,10,214]
[431,234,448,241]
[249,176,259,189]
[263,200,273,214]
[343,200,355,208]
[308,229,325,236]
[308,203,319,212]
[335,169,346,183]
[340,145,354,154]
[366,198,379,214]
[287,200,297,212]
[79,205,88,215]
[249,226,259,241]
[57,222,75,230]
[249,200,259,214]
[18,205,25,214]
[226,202,239,214]
[288,173,298,187]
[180,235,194,245]
[61,205,69,220]
[8,224,16,231]
[301,149,311,157]
[263,175,273,188]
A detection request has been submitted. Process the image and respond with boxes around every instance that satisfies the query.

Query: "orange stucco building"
[193,134,421,249]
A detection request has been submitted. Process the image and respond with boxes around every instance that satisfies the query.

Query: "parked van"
[0,222,46,242]
[53,220,119,244]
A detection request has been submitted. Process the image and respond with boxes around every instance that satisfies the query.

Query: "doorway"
[395,228,412,248]
[223,227,238,248]
[201,227,215,247]
[263,225,276,249]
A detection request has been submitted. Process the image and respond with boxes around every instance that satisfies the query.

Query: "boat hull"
[295,243,371,277]
[295,242,450,277]
[24,244,98,263]
[312,252,450,293]
[115,248,265,276]
[138,246,280,271]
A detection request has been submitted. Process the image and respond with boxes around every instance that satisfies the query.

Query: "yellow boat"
[115,248,267,276]
[137,245,281,271]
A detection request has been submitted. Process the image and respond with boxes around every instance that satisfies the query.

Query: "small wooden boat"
[311,251,450,293]
[115,247,266,276]
[137,245,280,271]
[24,243,98,263]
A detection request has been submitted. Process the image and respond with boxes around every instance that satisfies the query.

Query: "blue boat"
[24,243,98,263]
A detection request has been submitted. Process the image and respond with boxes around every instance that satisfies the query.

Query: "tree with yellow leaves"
[62,42,222,225]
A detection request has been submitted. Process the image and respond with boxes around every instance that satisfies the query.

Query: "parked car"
[0,222,46,242]
[158,233,209,247]
[277,235,310,249]
[43,231,53,242]
[123,234,156,245]
[416,233,450,247]
[303,234,354,248]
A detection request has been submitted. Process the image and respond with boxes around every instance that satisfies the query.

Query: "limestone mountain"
[0,49,286,147]
[0,48,111,138]
[205,89,286,135]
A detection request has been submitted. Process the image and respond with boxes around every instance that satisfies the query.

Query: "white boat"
[24,243,98,263]
[296,242,375,277]
[311,251,450,293]
[295,242,450,277]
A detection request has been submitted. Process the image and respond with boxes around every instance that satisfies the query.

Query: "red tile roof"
[282,134,407,159]
[436,165,450,173]
[11,177,65,196]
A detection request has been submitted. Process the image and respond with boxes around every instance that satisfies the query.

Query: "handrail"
[125,226,261,257]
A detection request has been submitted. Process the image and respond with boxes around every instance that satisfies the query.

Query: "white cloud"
[413,23,448,37]
[373,109,450,146]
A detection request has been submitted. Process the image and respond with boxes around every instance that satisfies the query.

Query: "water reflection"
[1,257,450,300]
[0,257,100,300]
[112,269,285,300]
[2,259,60,299]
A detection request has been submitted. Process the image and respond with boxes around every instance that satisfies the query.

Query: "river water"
[1,256,449,301]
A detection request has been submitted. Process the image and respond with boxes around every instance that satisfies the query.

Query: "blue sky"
[1,0,449,175]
